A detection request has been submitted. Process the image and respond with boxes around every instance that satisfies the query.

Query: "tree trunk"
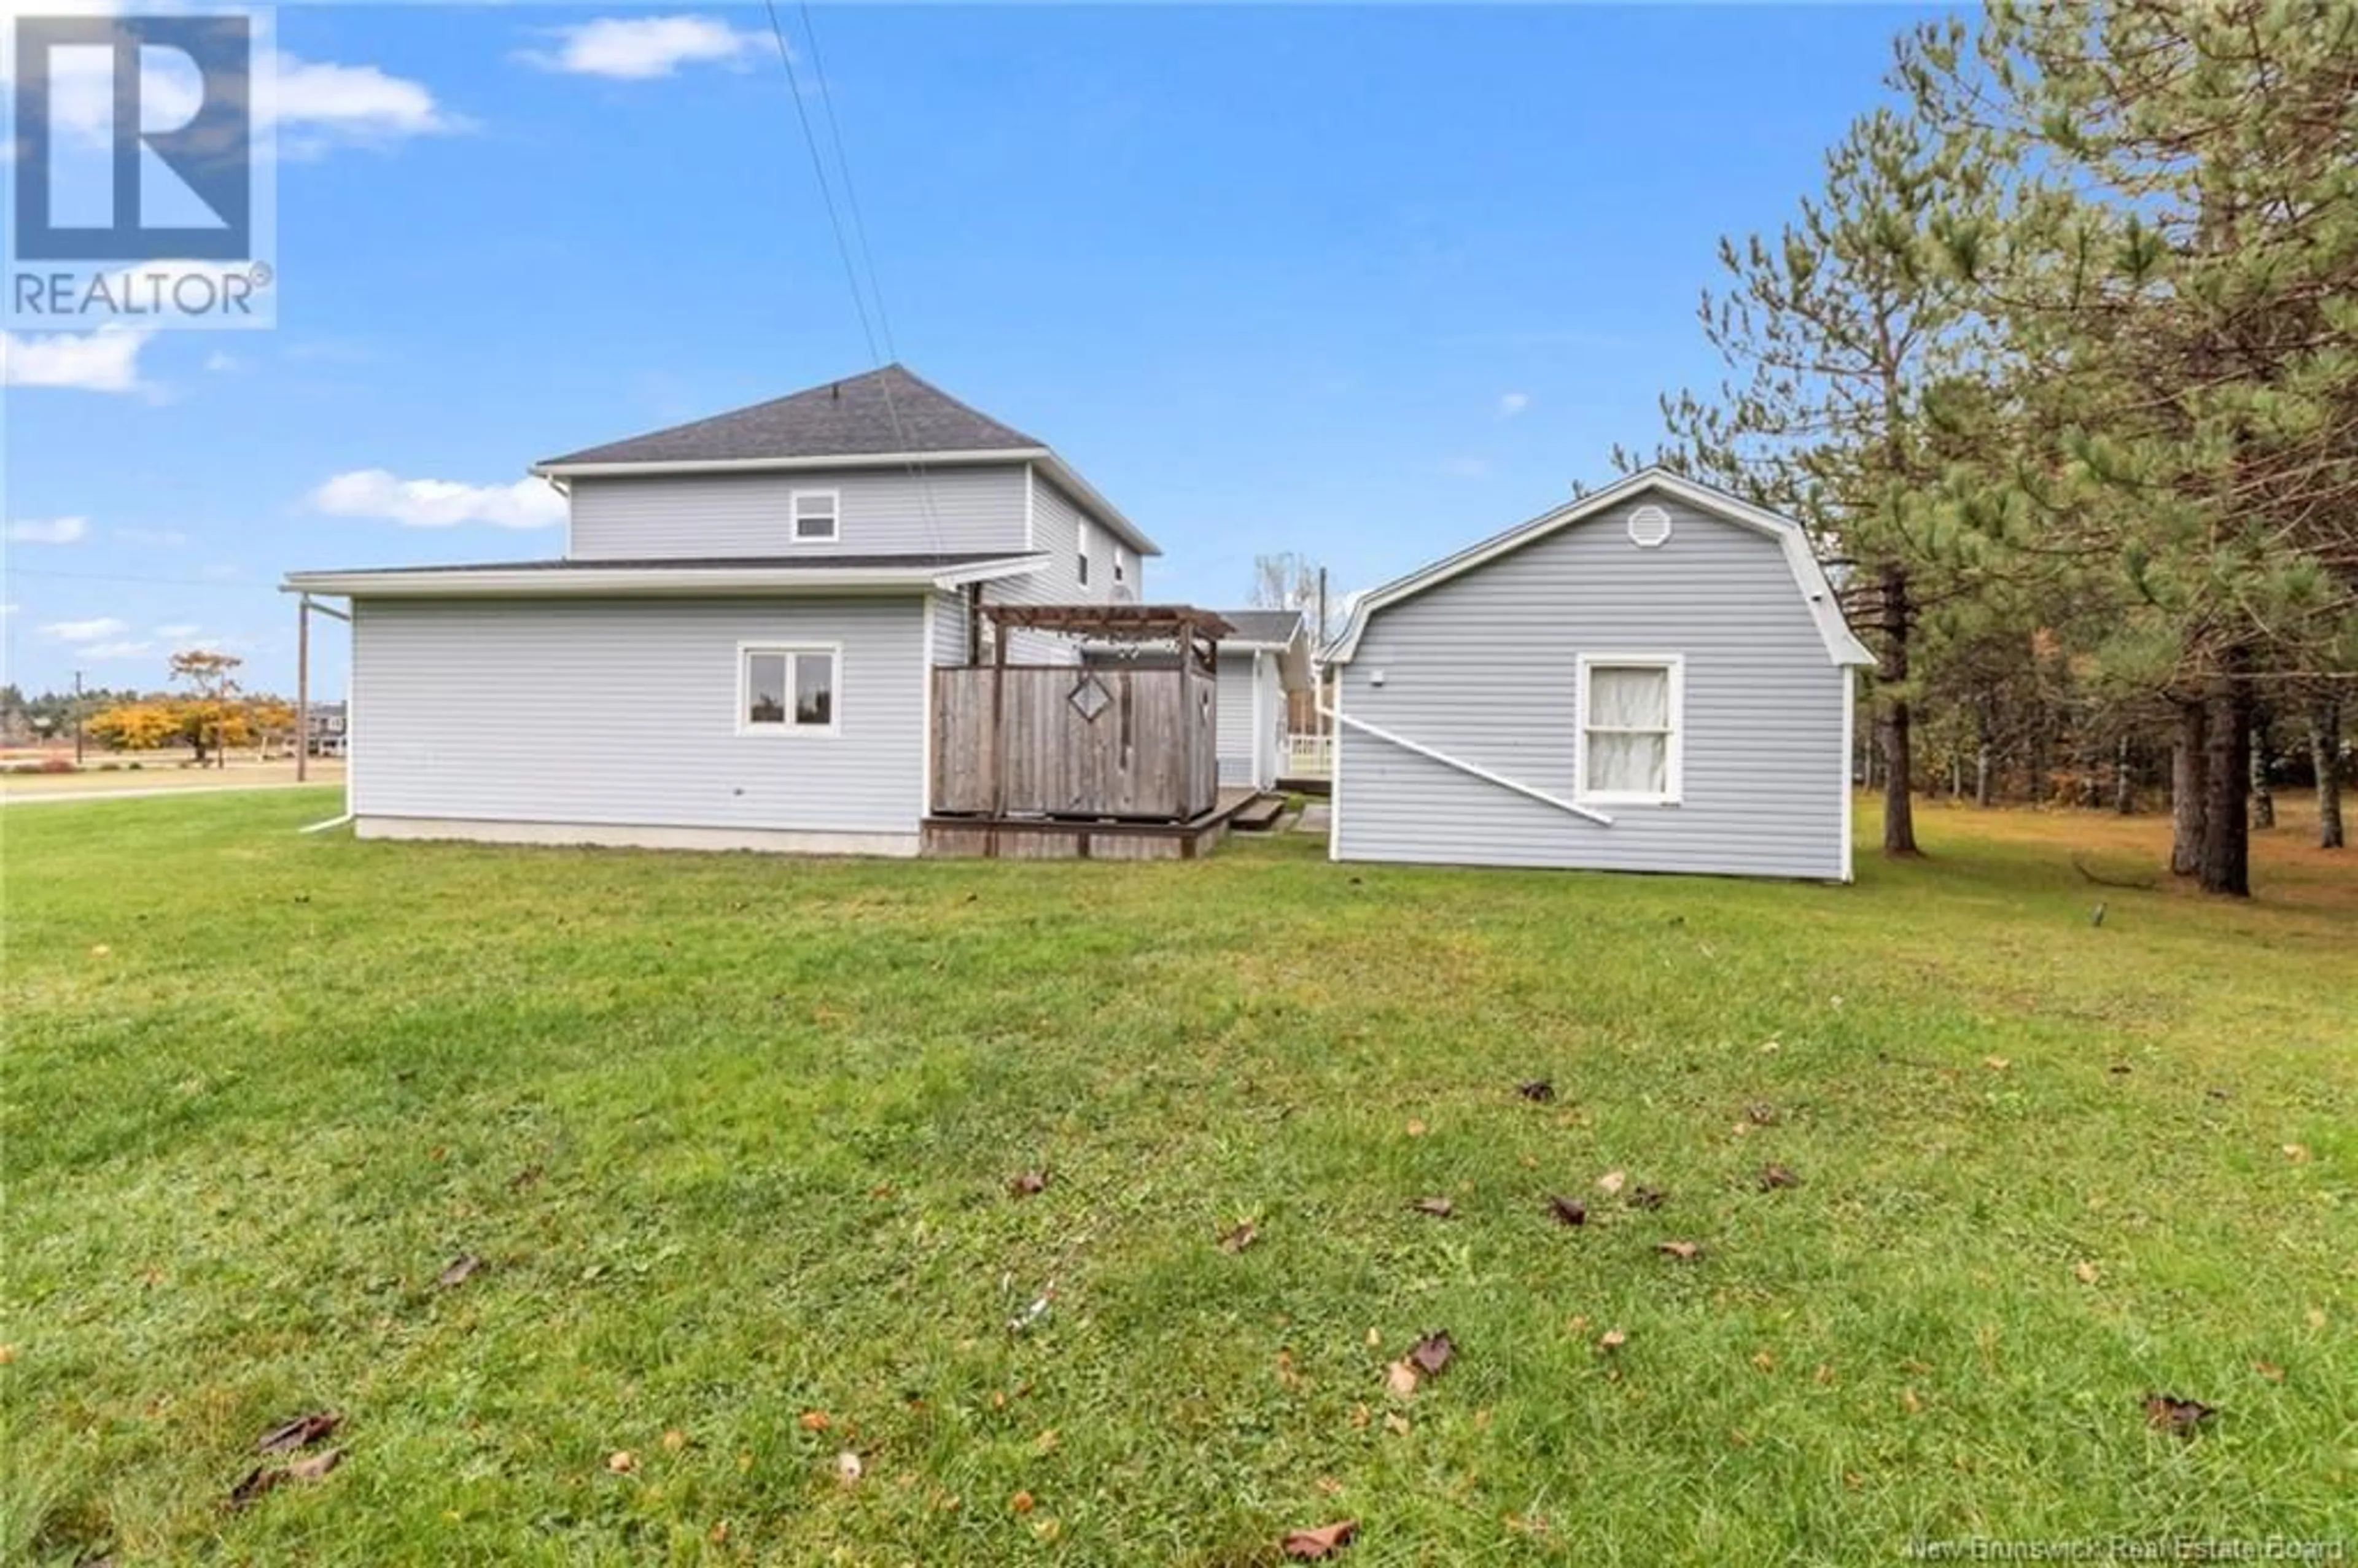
[2199,667,2251,898]
[2249,713,2274,829]
[1877,564,1919,856]
[2316,696,2344,850]
[2170,701,2206,877]
[2114,734,2134,815]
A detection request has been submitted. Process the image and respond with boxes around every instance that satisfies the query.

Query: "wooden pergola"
[979,603,1236,673]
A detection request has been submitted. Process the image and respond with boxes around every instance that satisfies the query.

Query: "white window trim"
[737,641,843,737]
[1574,653,1684,806]
[790,487,841,543]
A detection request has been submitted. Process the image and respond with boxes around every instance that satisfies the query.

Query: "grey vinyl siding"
[1215,650,1266,788]
[930,589,971,667]
[1334,497,1846,879]
[567,465,1027,561]
[351,596,927,834]
[982,468,1127,664]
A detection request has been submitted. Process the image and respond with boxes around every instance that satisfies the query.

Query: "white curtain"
[1585,665,1670,794]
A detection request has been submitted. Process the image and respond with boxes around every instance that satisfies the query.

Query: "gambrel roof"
[1321,468,1875,668]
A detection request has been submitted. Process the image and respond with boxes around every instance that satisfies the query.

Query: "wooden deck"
[921,787,1263,861]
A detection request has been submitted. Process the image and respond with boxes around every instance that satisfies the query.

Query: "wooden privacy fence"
[932,664,1219,821]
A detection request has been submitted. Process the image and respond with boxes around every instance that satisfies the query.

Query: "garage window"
[1577,654,1683,804]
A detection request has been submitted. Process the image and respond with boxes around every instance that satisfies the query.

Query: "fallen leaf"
[799,1410,831,1432]
[662,1429,687,1453]
[1657,1241,1701,1262]
[1516,1080,1556,1104]
[1409,1331,1455,1377]
[257,1411,340,1453]
[835,1451,863,1486]
[89,944,111,958]
[438,1253,483,1288]
[1404,1119,1428,1138]
[1596,1170,1626,1196]
[1348,1403,1370,1429]
[1010,1489,1035,1514]
[2074,1261,2101,1286]
[1364,1327,1382,1348]
[1751,1350,1775,1372]
[1382,1412,1411,1436]
[1008,1170,1048,1198]
[2254,1360,2285,1383]
[2282,1144,2311,1163]
[227,1465,283,1510]
[2144,1392,2216,1434]
[0,1345,13,1364]
[1813,1363,1836,1386]
[1314,1475,1344,1497]
[1899,1388,1923,1415]
[2306,1308,2327,1329]
[1730,1120,1754,1137]
[1216,1220,1258,1254]
[607,1451,637,1473]
[1032,1428,1059,1456]
[1745,1102,1777,1126]
[1627,1186,1668,1211]
[1383,1361,1419,1399]
[1547,1195,1587,1227]
[1598,1329,1628,1352]
[1409,1197,1454,1219]
[1757,1163,1799,1192]
[1983,1056,2011,1071]
[1282,1519,1360,1559]
[287,1448,341,1483]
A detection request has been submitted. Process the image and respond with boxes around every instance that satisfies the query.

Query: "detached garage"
[1320,469,1875,882]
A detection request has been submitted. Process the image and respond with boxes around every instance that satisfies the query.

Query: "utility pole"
[72,669,84,767]
[296,595,309,783]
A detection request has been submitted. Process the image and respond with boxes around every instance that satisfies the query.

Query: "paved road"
[0,780,344,807]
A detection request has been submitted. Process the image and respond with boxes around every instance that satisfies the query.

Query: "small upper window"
[742,645,838,734]
[1113,548,1127,585]
[792,490,839,543]
[1578,655,1683,804]
[1076,519,1094,587]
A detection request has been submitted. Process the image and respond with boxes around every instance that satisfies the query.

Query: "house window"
[1113,548,1127,586]
[741,645,839,734]
[1577,654,1683,804]
[792,489,839,543]
[1076,519,1093,587]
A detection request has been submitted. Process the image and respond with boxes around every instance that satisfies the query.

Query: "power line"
[5,565,272,589]
[758,1,946,556]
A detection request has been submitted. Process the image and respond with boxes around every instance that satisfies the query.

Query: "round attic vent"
[1627,504,1673,548]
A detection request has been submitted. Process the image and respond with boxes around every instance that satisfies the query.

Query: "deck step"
[1231,793,1289,832]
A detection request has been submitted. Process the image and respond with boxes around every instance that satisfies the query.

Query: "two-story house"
[284,366,1158,855]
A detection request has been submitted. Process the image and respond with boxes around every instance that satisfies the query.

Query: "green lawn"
[4,791,2353,1564]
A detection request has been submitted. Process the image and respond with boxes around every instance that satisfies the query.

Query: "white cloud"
[1,327,151,393]
[307,468,565,530]
[35,39,464,153]
[1497,391,1531,418]
[117,527,190,547]
[80,640,155,661]
[204,351,244,373]
[154,622,201,638]
[41,616,127,642]
[7,515,90,545]
[523,15,764,79]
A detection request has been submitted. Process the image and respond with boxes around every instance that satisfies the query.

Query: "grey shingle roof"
[540,365,1043,468]
[1215,609,1307,645]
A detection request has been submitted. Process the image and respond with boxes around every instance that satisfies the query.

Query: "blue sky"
[2,2,1919,697]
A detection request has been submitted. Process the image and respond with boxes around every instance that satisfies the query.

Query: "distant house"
[305,701,348,757]
[1320,469,1874,881]
[1210,610,1313,791]
[284,366,1164,855]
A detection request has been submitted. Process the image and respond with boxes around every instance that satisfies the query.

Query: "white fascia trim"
[1323,705,1614,826]
[281,557,1045,599]
[1032,452,1161,559]
[1321,467,1875,669]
